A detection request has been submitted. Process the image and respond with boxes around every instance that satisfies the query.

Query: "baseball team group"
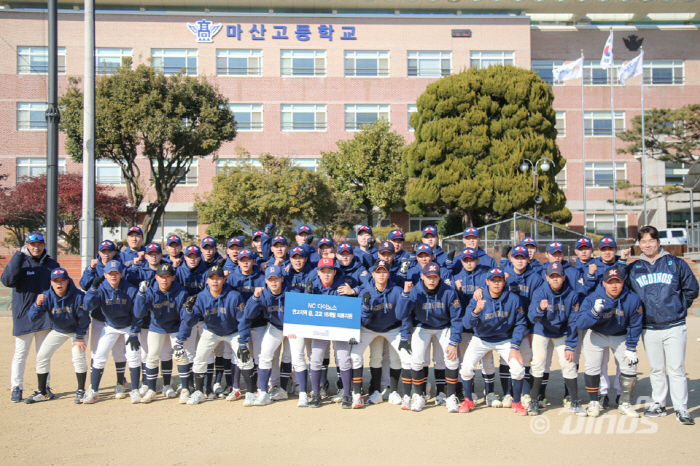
[2,222,697,425]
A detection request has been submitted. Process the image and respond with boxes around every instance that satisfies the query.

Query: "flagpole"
[581,50,587,235]
[640,48,647,226]
[609,29,618,240]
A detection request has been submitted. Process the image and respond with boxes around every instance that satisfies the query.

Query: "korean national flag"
[600,30,614,69]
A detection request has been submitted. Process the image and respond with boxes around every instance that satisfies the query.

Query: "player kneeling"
[460,268,528,415]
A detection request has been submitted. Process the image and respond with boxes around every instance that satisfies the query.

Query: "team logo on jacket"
[635,273,674,287]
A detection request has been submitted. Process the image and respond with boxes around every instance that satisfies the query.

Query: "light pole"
[520,158,555,239]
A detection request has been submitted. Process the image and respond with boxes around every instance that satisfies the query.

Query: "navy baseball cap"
[317,258,336,270]
[104,260,124,274]
[337,242,353,254]
[358,225,373,236]
[511,246,529,258]
[27,232,45,243]
[50,268,69,280]
[603,266,625,282]
[318,238,334,249]
[166,235,182,246]
[227,237,243,248]
[388,230,404,241]
[486,267,506,280]
[201,236,217,248]
[290,246,307,258]
[207,265,225,278]
[155,262,176,276]
[422,262,440,277]
[252,230,263,240]
[521,237,537,247]
[145,243,162,254]
[546,262,564,276]
[546,241,564,254]
[422,225,438,237]
[238,248,254,260]
[461,248,478,260]
[297,225,312,235]
[184,245,201,257]
[127,226,143,236]
[377,241,394,254]
[99,240,117,252]
[415,244,434,256]
[463,227,480,238]
[373,260,390,272]
[265,265,283,279]
[272,235,288,246]
[599,236,617,249]
[576,237,593,249]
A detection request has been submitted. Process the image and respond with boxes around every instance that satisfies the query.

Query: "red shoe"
[458,399,475,413]
[512,402,528,416]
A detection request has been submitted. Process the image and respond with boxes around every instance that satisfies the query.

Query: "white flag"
[617,52,644,84]
[552,57,583,83]
[600,30,614,69]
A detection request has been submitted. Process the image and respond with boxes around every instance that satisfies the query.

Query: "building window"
[584,111,625,137]
[16,158,66,182]
[280,50,326,77]
[585,162,626,188]
[408,104,417,132]
[151,49,197,76]
[409,216,441,233]
[345,104,390,131]
[281,104,327,131]
[532,60,564,86]
[150,213,199,241]
[216,49,262,76]
[555,165,567,190]
[667,211,691,228]
[96,159,125,185]
[344,51,389,77]
[643,60,684,85]
[229,104,263,131]
[408,51,451,78]
[151,159,198,186]
[586,213,627,239]
[293,158,319,171]
[17,102,48,130]
[470,51,514,70]
[555,112,566,138]
[583,60,622,85]
[96,48,132,75]
[17,47,66,74]
[665,162,690,185]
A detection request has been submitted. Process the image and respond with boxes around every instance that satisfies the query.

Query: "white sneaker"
[297,392,309,407]
[138,384,149,397]
[179,388,190,404]
[140,389,157,404]
[114,384,126,399]
[130,390,142,404]
[381,386,391,401]
[212,382,223,396]
[410,394,426,412]
[401,394,411,410]
[352,392,364,409]
[446,394,459,413]
[587,400,601,417]
[254,391,271,406]
[368,390,383,405]
[619,402,640,418]
[187,390,205,405]
[435,392,447,406]
[162,385,176,399]
[502,394,514,408]
[332,388,345,403]
[243,392,256,407]
[388,391,402,405]
[486,392,502,408]
[82,388,99,404]
[269,386,288,401]
[521,394,531,410]
[226,388,242,401]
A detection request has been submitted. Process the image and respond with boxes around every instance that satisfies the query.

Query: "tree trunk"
[143,201,168,244]
[462,209,474,228]
[363,201,373,227]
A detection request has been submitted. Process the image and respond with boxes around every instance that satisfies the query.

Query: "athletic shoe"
[11,386,22,403]
[351,393,363,409]
[74,389,85,404]
[485,392,502,408]
[521,394,531,410]
[599,394,610,410]
[269,386,288,401]
[570,400,587,417]
[319,382,329,398]
[45,388,55,400]
[676,411,695,425]
[512,402,527,416]
[587,400,601,417]
[243,392,256,407]
[458,399,475,413]
[308,392,321,408]
[400,394,411,410]
[140,389,157,404]
[538,397,547,409]
[114,384,126,399]
[562,396,572,410]
[82,389,99,404]
[528,400,540,416]
[502,394,513,408]
[291,382,300,396]
[138,384,149,397]
[24,392,51,404]
[388,391,402,405]
[410,394,426,412]
[435,392,447,406]
[297,392,309,407]
[644,402,667,418]
[619,402,639,418]
[368,390,383,405]
[220,386,232,398]
[331,388,345,403]
[130,390,142,404]
[381,386,390,401]
[206,390,217,400]
[179,388,190,404]
[254,391,271,406]
[446,394,459,413]
[213,382,224,396]
[186,390,205,405]
[225,388,242,401]
[162,385,176,399]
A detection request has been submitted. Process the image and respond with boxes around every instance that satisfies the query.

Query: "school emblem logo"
[53,269,62,275]
[187,19,222,43]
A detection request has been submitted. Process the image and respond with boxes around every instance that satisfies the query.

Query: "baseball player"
[576,266,643,418]
[420,225,447,266]
[284,246,315,292]
[81,260,141,404]
[268,235,290,268]
[385,230,410,265]
[201,236,224,269]
[164,235,184,268]
[540,241,585,294]
[520,237,543,275]
[627,225,698,425]
[337,242,371,290]
[295,224,320,266]
[119,226,146,267]
[223,237,243,274]
[1,232,61,402]
[459,267,528,415]
[354,225,377,270]
[176,245,208,296]
[450,227,497,275]
[25,268,89,404]
[317,238,335,259]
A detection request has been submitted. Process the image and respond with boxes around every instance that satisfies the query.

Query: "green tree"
[403,65,570,227]
[320,119,407,226]
[195,154,337,243]
[59,58,236,243]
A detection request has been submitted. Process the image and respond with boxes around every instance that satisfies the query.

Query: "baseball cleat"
[297,392,309,407]
[213,382,224,396]
[253,391,271,406]
[308,392,321,408]
[521,394,531,410]
[243,392,256,407]
[528,400,540,416]
[446,394,459,413]
[562,396,572,410]
[388,391,402,405]
[599,394,610,410]
[179,388,190,404]
[140,389,157,404]
[331,388,345,403]
[74,389,85,404]
[618,402,639,418]
[11,386,22,403]
[368,390,383,405]
[644,402,667,418]
[138,384,149,397]
[269,386,288,401]
[206,390,217,400]
[24,392,51,404]
[512,402,528,416]
[220,386,232,398]
[319,382,329,399]
[225,388,242,401]
[435,392,447,406]
[410,394,426,412]
[485,392,502,408]
[114,384,127,399]
[570,400,587,417]
[458,399,475,413]
[162,385,176,399]
[130,390,142,404]
[82,389,99,404]
[400,395,411,411]
[502,394,513,408]
[351,393,363,409]
[586,400,601,417]
[186,390,205,405]
[381,386,391,401]
[291,382,300,396]
[676,411,695,425]
[538,397,547,409]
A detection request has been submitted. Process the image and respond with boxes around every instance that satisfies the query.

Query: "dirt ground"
[1,317,699,466]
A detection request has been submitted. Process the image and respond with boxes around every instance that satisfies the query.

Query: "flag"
[600,30,614,69]
[552,57,583,82]
[617,52,644,84]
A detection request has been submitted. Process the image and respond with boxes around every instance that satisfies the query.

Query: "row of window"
[17,46,686,86]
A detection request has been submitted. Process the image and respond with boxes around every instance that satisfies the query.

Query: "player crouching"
[460,268,528,415]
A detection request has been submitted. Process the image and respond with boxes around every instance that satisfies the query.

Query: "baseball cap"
[460,248,478,260]
[184,245,201,257]
[463,227,480,238]
[576,237,593,249]
[127,226,143,236]
[206,265,225,278]
[201,236,217,248]
[145,243,162,254]
[238,248,255,260]
[603,266,625,282]
[422,225,438,237]
[104,260,124,274]
[51,268,69,280]
[297,225,312,235]
[99,240,117,252]
[373,260,390,272]
[486,267,506,280]
[388,230,404,241]
[166,235,182,246]
[422,262,440,277]
[318,238,334,249]
[227,237,243,248]
[511,246,529,258]
[337,242,353,254]
[265,265,283,279]
[272,235,288,246]
[377,241,394,254]
[358,225,373,236]
[415,244,434,256]
[521,237,537,247]
[317,258,335,270]
[27,232,45,243]
[252,230,263,240]
[155,263,176,276]
[290,246,307,258]
[599,236,617,249]
[546,241,564,254]
[546,262,564,276]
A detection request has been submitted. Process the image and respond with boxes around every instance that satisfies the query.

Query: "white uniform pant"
[643,325,688,412]
[258,324,307,372]
[424,338,446,370]
[11,329,50,389]
[583,331,636,377]
[531,334,577,379]
[36,330,88,374]
[89,319,125,363]
[350,327,411,370]
[461,337,525,381]
[310,339,351,372]
[459,333,495,373]
[193,329,254,374]
[499,335,532,367]
[92,326,142,370]
[410,327,459,371]
[146,331,196,369]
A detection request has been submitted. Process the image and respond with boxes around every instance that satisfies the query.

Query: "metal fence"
[688,221,700,254]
